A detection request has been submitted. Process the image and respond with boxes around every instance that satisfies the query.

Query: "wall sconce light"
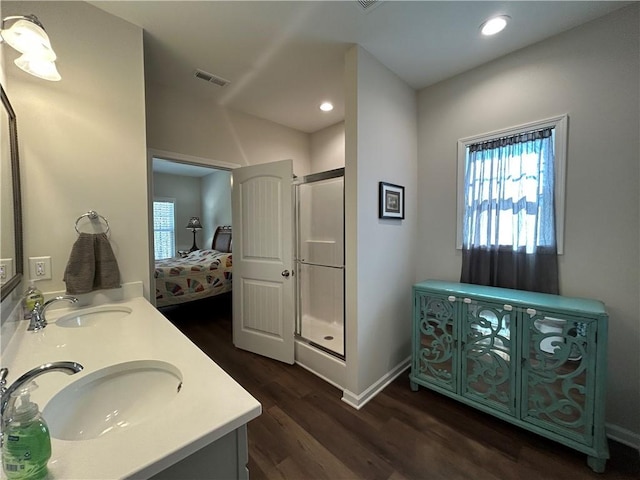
[0,14,61,81]
[186,217,203,252]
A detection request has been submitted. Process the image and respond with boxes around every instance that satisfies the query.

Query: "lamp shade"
[1,16,56,61]
[14,54,61,81]
[186,217,203,230]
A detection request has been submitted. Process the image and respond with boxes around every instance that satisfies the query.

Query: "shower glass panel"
[298,263,344,355]
[295,170,344,357]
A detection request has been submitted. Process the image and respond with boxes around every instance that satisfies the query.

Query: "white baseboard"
[606,423,640,451]
[341,356,411,410]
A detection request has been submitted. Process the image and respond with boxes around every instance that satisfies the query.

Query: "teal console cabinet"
[410,280,609,472]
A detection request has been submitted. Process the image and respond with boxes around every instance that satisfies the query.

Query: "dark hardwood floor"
[160,295,639,480]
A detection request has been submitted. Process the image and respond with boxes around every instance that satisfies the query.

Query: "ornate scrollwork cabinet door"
[521,311,597,445]
[412,293,457,392]
[460,300,517,415]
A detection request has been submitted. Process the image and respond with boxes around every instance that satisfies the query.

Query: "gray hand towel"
[63,233,120,294]
[63,233,96,294]
[93,232,120,290]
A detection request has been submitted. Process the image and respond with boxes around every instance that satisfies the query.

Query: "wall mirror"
[1,84,23,301]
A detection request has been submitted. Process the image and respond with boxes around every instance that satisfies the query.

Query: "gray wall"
[145,82,311,177]
[416,5,639,443]
[344,46,418,405]
[310,122,345,173]
[4,1,149,296]
[202,170,232,246]
[153,170,232,252]
[153,173,202,252]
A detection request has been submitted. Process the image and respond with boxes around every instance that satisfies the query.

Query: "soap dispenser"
[2,382,51,480]
[22,281,44,320]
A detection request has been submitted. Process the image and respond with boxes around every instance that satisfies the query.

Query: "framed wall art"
[379,182,404,219]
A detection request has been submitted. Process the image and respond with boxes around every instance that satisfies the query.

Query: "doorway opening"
[147,150,239,308]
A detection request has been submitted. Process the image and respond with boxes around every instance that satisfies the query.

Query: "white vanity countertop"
[1,295,262,479]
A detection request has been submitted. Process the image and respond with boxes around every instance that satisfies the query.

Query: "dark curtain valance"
[469,128,553,153]
[461,246,559,294]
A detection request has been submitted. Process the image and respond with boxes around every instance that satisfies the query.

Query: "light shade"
[1,15,56,61]
[186,217,203,230]
[14,54,61,81]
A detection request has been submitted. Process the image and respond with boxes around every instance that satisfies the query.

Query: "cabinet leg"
[587,455,606,473]
[410,380,419,392]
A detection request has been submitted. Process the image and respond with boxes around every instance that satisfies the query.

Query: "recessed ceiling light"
[480,15,510,36]
[319,102,334,112]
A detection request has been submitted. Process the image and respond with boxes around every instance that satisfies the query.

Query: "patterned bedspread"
[154,249,232,307]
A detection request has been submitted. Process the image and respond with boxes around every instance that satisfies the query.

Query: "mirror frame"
[1,84,23,301]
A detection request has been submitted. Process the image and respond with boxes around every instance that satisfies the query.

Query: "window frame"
[153,196,177,260]
[456,114,568,254]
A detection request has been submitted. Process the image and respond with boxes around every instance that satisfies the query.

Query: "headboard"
[211,225,232,253]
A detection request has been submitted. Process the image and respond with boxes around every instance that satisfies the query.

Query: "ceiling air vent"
[356,0,383,13]
[194,69,230,87]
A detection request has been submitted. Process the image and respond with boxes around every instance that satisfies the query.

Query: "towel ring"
[74,210,110,235]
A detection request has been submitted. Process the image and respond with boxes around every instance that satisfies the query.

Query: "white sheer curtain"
[460,128,559,293]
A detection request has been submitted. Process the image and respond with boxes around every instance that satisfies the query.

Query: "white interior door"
[231,159,294,364]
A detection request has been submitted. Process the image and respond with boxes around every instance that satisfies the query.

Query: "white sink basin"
[43,360,182,441]
[55,305,132,328]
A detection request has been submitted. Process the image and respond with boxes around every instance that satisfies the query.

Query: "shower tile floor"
[300,315,344,356]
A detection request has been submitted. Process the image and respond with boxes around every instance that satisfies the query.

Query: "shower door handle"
[281,270,291,278]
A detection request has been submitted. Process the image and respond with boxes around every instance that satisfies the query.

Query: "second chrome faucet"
[28,296,78,331]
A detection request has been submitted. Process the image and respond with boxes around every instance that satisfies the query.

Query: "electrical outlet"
[29,256,52,280]
[0,258,14,285]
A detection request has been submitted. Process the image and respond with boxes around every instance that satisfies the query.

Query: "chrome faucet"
[28,295,78,331]
[0,362,83,443]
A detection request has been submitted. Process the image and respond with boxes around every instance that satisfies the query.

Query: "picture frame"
[379,182,405,219]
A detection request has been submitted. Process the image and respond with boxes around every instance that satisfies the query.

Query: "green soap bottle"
[22,281,44,320]
[2,382,51,480]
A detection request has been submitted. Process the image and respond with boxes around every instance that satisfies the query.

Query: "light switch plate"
[29,256,52,280]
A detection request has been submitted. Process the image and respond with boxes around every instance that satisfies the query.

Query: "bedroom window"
[153,198,176,260]
[456,115,567,294]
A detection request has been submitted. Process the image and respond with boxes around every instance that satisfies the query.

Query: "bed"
[154,226,232,307]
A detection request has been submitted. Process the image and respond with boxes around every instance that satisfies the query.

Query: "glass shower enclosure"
[295,168,345,358]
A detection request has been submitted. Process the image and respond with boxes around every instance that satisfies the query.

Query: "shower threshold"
[296,335,345,361]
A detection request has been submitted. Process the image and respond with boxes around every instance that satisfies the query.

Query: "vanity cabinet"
[150,426,250,480]
[410,280,609,472]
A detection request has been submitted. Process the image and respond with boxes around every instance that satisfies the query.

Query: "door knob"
[281,270,290,278]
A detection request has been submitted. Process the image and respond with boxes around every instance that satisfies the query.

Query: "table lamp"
[186,217,203,252]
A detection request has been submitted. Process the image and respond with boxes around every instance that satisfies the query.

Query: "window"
[457,115,567,254]
[153,198,176,260]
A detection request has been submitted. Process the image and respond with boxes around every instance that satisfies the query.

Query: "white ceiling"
[91,1,630,134]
